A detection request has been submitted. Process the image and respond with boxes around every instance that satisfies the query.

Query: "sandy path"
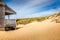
[0,20,60,40]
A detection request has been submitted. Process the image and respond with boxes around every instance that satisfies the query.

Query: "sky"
[4,0,60,18]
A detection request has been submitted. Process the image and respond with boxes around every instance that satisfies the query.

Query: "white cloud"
[20,0,56,9]
[15,0,57,18]
[17,0,56,13]
[7,0,59,18]
[21,7,60,18]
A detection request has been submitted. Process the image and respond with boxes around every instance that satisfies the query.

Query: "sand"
[0,19,60,40]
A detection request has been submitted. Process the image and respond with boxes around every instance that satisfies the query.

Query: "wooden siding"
[0,1,5,28]
[5,19,16,27]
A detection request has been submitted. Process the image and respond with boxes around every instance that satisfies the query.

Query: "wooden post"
[8,15,10,19]
[0,0,5,29]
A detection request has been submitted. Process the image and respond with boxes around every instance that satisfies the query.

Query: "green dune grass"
[16,12,60,25]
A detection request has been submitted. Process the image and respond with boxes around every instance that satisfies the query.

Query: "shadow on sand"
[0,27,23,31]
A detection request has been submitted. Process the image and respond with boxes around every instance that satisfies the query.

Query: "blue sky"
[4,0,60,18]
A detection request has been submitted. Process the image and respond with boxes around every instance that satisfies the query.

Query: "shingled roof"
[0,0,16,15]
[5,5,16,15]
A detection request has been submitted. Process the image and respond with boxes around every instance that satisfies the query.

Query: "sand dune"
[0,19,60,40]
